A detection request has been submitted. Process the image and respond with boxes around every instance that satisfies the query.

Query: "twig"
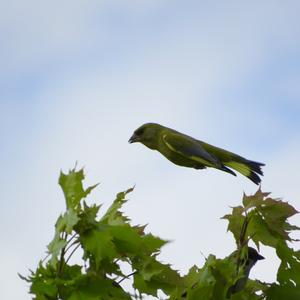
[58,232,68,274]
[117,271,138,284]
[65,243,81,265]
[65,239,80,254]
[41,253,50,263]
[66,232,78,246]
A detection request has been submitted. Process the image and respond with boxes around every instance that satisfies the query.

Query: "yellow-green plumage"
[129,123,264,185]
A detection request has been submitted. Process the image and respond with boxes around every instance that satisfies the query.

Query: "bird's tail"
[224,159,265,185]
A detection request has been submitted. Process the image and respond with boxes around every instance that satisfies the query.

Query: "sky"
[1,1,300,299]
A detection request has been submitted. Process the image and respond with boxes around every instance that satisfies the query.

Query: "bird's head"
[129,123,162,149]
[226,247,264,298]
[237,246,265,278]
[247,247,265,265]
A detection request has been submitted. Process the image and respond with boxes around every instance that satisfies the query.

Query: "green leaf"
[133,273,158,296]
[75,202,101,234]
[47,234,67,267]
[257,198,299,241]
[28,263,58,298]
[109,224,143,254]
[247,213,279,248]
[181,255,227,300]
[262,197,298,219]
[242,190,299,247]
[142,233,168,254]
[59,168,98,209]
[60,264,82,280]
[68,291,98,300]
[276,242,300,286]
[101,188,134,225]
[266,284,300,300]
[64,209,80,234]
[80,228,117,268]
[243,189,270,209]
[222,206,245,243]
[109,225,168,258]
[47,209,79,267]
[67,274,131,300]
[183,265,202,287]
[186,285,215,300]
[133,257,181,296]
[31,280,58,298]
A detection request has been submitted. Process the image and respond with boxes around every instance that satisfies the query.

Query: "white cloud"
[0,0,167,77]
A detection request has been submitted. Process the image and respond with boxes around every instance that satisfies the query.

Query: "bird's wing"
[162,132,221,167]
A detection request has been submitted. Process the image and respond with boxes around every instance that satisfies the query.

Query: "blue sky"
[1,1,300,299]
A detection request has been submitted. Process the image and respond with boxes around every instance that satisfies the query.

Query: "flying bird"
[128,123,264,184]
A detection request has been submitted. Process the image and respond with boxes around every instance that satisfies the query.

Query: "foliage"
[21,168,300,299]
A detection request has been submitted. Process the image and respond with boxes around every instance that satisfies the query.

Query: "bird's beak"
[128,133,139,143]
[257,253,265,260]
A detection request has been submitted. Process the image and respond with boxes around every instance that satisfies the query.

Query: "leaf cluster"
[222,189,300,299]
[21,169,300,300]
[21,168,179,300]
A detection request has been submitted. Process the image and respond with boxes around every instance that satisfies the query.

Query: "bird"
[226,247,265,298]
[178,246,264,299]
[128,123,265,184]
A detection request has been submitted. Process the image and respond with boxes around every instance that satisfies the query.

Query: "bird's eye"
[135,128,144,136]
